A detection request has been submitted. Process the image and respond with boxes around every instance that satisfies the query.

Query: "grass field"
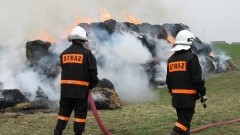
[0,45,240,135]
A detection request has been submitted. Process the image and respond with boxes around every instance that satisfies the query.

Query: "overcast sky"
[0,0,239,44]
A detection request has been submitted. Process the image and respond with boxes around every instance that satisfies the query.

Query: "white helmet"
[68,26,88,42]
[170,30,195,52]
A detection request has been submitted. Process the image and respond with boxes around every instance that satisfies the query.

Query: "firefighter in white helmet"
[68,26,89,42]
[166,30,207,135]
[54,26,99,135]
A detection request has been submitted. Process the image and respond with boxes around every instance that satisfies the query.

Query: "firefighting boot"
[182,130,190,135]
[74,132,82,135]
[171,130,182,135]
[54,129,62,135]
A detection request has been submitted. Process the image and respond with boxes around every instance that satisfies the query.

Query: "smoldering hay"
[0,19,236,110]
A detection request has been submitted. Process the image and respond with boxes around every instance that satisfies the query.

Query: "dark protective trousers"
[54,97,88,134]
[173,108,195,135]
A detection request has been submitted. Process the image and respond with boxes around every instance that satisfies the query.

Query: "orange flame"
[124,13,141,24]
[32,30,55,43]
[72,17,95,26]
[32,7,147,42]
[210,51,215,57]
[63,17,95,39]
[100,7,111,21]
[167,32,175,46]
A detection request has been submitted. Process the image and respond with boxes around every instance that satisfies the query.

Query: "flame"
[167,32,175,46]
[32,30,55,43]
[210,51,215,57]
[100,7,112,21]
[72,17,95,26]
[32,7,146,42]
[124,13,141,24]
[63,17,95,39]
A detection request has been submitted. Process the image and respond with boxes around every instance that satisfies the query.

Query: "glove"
[200,95,207,108]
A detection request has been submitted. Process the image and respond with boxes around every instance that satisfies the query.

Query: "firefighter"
[166,30,207,135]
[54,26,99,135]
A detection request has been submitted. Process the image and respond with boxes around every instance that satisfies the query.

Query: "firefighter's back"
[60,43,92,99]
[167,50,197,108]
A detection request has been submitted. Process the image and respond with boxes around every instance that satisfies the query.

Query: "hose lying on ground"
[89,92,239,135]
[89,93,112,135]
[191,118,240,133]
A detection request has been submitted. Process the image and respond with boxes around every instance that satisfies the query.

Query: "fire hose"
[191,118,240,133]
[89,93,112,135]
[89,92,239,134]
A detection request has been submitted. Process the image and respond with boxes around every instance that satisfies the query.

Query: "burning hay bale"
[0,89,28,109]
[77,20,193,87]
[26,40,51,66]
[30,99,58,110]
[162,22,234,74]
[23,20,237,98]
[0,91,57,113]
[26,40,60,78]
[91,78,122,110]
[0,87,57,112]
[29,87,57,110]
[79,19,237,87]
[96,78,115,89]
[192,42,235,74]
[1,100,58,114]
[91,88,122,110]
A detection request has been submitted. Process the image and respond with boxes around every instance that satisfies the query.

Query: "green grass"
[0,70,240,135]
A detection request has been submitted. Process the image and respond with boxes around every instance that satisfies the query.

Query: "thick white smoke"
[95,32,154,102]
[154,39,172,83]
[0,0,82,100]
[0,44,60,100]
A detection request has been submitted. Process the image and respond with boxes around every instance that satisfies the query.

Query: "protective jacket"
[60,42,98,98]
[166,50,206,108]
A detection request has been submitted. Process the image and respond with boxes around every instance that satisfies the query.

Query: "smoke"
[154,39,172,82]
[92,93,106,102]
[210,46,232,72]
[0,45,59,100]
[14,68,59,100]
[95,32,154,102]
